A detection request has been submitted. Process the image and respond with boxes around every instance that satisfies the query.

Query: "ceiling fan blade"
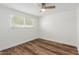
[45,6,56,9]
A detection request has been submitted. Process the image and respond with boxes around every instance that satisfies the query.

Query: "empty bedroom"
[0,3,79,55]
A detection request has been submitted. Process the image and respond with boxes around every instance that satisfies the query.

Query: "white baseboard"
[0,38,36,51]
[0,37,77,52]
[40,37,76,47]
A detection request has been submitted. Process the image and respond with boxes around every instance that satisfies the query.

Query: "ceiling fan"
[40,3,56,12]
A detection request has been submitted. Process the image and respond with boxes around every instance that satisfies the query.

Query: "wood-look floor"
[0,38,78,55]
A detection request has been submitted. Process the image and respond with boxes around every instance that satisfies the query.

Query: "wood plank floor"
[0,38,78,55]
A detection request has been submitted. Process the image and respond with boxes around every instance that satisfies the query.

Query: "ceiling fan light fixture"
[40,8,46,12]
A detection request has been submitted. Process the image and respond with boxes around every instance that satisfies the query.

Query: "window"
[10,15,34,27]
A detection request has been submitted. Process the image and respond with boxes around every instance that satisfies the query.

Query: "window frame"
[10,15,34,28]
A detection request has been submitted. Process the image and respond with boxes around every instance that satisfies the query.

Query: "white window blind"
[10,15,34,27]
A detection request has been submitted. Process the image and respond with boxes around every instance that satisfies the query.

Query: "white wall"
[39,10,76,46]
[77,5,79,52]
[0,5,39,51]
[0,4,77,51]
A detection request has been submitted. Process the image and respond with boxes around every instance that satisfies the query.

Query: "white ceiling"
[0,3,78,16]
